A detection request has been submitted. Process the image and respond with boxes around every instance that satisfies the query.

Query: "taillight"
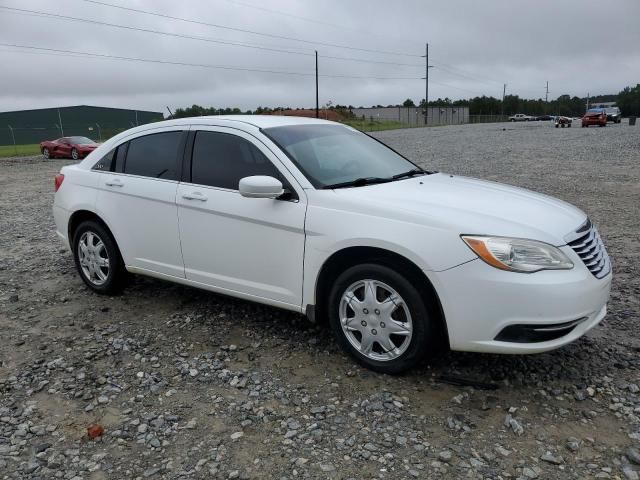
[54,173,65,192]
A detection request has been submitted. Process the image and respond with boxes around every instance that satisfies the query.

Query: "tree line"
[170,84,640,119]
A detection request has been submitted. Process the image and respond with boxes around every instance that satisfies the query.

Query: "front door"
[176,127,306,309]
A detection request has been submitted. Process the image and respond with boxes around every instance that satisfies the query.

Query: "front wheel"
[42,148,50,159]
[71,148,79,160]
[328,263,435,374]
[73,220,127,294]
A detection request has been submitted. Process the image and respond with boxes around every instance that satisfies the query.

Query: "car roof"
[149,115,337,130]
[77,115,345,169]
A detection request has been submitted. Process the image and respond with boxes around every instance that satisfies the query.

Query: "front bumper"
[430,251,612,354]
[79,149,96,158]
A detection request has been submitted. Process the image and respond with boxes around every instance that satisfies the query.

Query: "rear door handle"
[105,179,124,187]
[182,191,208,202]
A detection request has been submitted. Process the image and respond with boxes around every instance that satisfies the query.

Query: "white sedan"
[52,116,612,373]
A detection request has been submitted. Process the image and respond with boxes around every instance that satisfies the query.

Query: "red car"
[581,109,607,128]
[40,136,98,160]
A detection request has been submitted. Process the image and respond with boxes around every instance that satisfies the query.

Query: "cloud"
[0,0,638,113]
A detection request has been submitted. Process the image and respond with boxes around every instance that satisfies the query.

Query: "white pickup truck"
[508,113,535,122]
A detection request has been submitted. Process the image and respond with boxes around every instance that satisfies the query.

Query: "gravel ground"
[1,120,639,479]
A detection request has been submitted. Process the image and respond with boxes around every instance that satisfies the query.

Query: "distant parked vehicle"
[508,114,535,122]
[603,106,622,123]
[582,109,607,128]
[536,115,554,121]
[554,116,572,128]
[40,136,98,160]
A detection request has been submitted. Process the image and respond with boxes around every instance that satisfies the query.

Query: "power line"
[0,43,422,80]
[80,0,423,58]
[429,59,503,85]
[433,65,500,86]
[0,6,423,68]
[219,0,357,32]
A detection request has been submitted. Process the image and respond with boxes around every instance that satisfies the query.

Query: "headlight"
[461,235,573,273]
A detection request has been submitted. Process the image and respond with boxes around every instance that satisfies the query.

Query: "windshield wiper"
[322,177,392,189]
[391,168,426,180]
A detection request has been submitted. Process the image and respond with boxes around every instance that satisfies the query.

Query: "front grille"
[566,219,611,279]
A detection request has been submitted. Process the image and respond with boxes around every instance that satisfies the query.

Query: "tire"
[510,119,515,122]
[71,148,79,160]
[72,220,127,295]
[555,124,559,128]
[568,123,572,128]
[42,148,50,159]
[328,263,435,374]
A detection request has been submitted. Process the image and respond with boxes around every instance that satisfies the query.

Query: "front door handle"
[182,191,208,202]
[105,179,124,187]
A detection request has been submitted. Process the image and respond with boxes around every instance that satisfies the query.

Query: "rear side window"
[124,131,183,180]
[191,131,281,190]
[92,148,115,171]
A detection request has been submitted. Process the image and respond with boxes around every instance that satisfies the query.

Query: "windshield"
[586,108,604,113]
[68,136,97,145]
[263,124,418,188]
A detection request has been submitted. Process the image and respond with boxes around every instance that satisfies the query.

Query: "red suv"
[582,109,607,128]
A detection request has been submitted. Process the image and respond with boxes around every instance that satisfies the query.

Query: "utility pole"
[57,108,64,136]
[421,43,433,125]
[501,83,506,119]
[315,50,319,119]
[586,93,590,111]
[545,81,549,103]
[8,125,17,155]
[166,106,174,118]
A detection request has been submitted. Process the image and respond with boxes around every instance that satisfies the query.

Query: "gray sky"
[1,0,639,114]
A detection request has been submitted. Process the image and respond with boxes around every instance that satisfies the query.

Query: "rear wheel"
[71,148,79,160]
[72,220,127,294]
[328,263,435,374]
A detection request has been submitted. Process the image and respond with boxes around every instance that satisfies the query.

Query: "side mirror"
[239,176,284,199]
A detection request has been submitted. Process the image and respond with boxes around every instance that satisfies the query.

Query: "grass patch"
[341,119,412,132]
[0,144,42,158]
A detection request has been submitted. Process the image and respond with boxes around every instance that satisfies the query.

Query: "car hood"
[326,173,586,245]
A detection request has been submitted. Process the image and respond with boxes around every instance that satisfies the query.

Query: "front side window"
[262,124,417,188]
[191,131,281,190]
[124,131,182,180]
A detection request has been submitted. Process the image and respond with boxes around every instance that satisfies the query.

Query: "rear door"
[95,128,187,278]
[176,127,306,308]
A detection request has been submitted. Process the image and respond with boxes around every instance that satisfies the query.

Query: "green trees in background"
[171,105,247,118]
[617,85,640,116]
[171,85,640,120]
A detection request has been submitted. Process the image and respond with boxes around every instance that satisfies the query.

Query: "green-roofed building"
[0,105,164,146]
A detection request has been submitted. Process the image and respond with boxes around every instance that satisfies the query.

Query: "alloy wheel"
[77,231,110,286]
[339,279,413,362]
